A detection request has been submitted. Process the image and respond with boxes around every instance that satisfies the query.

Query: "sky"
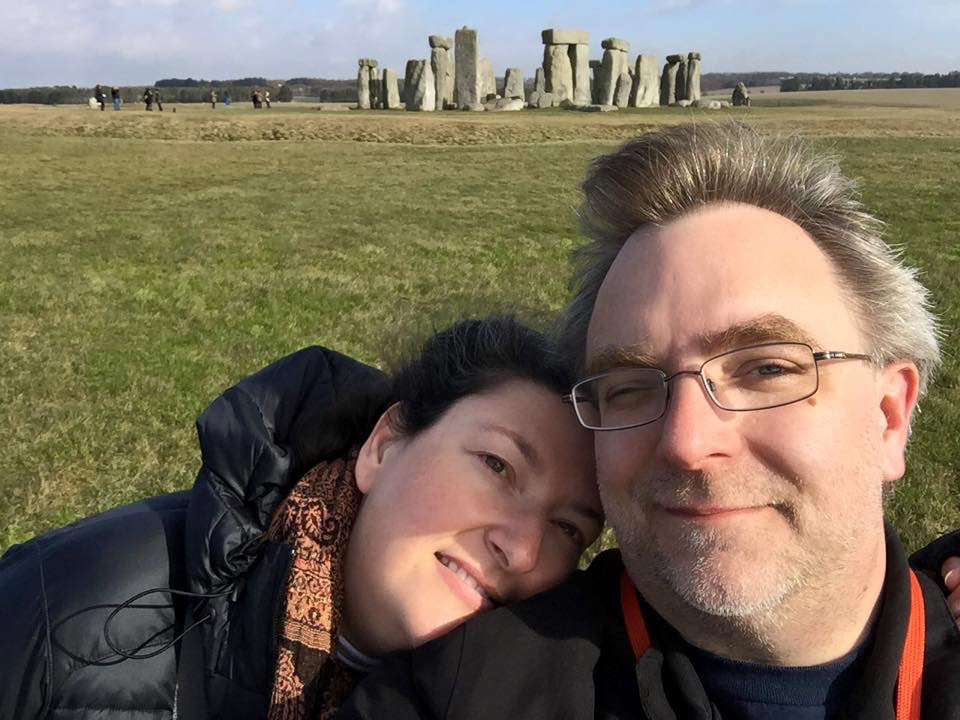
[0,0,957,88]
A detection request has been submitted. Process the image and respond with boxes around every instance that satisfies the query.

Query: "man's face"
[586,203,909,619]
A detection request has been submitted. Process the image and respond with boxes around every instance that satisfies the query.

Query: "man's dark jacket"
[0,347,390,720]
[338,529,960,720]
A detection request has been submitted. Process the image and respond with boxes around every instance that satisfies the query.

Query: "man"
[337,122,960,719]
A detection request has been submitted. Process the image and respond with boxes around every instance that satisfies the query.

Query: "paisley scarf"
[265,449,364,720]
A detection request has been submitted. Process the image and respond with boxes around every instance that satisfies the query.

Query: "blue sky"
[1,0,956,88]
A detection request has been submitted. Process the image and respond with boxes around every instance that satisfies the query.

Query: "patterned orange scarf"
[265,450,364,720]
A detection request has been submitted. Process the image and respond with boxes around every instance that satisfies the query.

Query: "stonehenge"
[629,54,659,107]
[454,26,483,110]
[503,68,525,100]
[596,37,630,107]
[355,29,710,113]
[686,52,702,102]
[479,57,496,99]
[382,68,400,109]
[732,81,751,106]
[356,58,377,109]
[404,59,435,111]
[430,35,454,109]
[541,29,591,106]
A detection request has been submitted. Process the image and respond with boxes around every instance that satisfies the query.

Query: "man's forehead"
[585,204,862,366]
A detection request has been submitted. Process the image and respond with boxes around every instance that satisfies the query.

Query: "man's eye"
[482,454,507,475]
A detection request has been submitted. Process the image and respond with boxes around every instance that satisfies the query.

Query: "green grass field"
[1,96,959,555]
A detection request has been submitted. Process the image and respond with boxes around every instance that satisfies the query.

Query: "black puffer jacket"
[0,347,390,720]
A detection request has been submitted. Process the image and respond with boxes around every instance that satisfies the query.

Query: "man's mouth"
[435,552,498,607]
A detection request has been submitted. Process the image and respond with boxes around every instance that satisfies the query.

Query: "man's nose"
[655,372,740,470]
[485,512,545,576]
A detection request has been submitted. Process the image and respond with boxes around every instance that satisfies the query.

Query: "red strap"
[620,569,651,658]
[896,569,925,720]
[621,567,925,720]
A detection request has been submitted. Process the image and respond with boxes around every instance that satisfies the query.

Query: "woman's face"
[343,378,603,655]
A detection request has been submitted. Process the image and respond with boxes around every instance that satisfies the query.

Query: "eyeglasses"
[564,342,872,431]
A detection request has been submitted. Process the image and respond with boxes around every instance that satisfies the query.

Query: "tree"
[277,84,293,102]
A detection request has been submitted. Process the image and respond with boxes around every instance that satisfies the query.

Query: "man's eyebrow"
[479,423,543,473]
[584,314,818,377]
[697,314,818,354]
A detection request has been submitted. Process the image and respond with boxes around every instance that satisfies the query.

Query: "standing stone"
[569,43,591,105]
[357,58,377,109]
[614,68,632,107]
[686,52,702,103]
[454,26,482,110]
[543,44,574,103]
[503,68,525,99]
[534,67,546,94]
[405,59,435,111]
[431,46,454,109]
[589,59,601,104]
[596,40,628,106]
[382,68,400,109]
[629,54,659,107]
[403,59,418,106]
[660,54,682,105]
[732,81,751,106]
[368,66,381,108]
[675,56,688,102]
[478,57,496,99]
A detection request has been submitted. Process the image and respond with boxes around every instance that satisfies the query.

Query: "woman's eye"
[482,454,507,475]
[555,520,584,547]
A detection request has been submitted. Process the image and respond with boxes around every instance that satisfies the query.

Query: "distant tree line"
[700,72,790,92]
[780,71,960,92]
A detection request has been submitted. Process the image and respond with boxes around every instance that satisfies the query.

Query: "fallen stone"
[720,100,732,108]
[541,28,590,45]
[454,27,481,109]
[543,43,574,103]
[601,37,630,52]
[677,98,692,107]
[536,91,554,108]
[490,97,524,111]
[382,68,400,109]
[503,67,525,99]
[574,103,618,112]
[428,35,453,49]
[707,100,722,110]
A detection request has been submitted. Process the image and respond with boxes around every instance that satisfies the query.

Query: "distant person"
[111,86,120,111]
[154,89,163,111]
[210,89,217,109]
[142,88,153,111]
[224,91,232,106]
[94,84,106,111]
[264,89,271,109]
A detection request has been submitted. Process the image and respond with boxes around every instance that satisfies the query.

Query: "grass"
[1,93,959,554]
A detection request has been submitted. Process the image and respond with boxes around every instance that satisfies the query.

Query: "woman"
[0,317,603,720]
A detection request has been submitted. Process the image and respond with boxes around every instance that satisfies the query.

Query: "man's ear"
[878,362,921,483]
[355,402,403,494]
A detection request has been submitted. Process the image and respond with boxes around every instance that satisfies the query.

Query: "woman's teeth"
[437,554,491,601]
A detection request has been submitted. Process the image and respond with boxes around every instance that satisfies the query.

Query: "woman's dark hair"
[389,316,574,436]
